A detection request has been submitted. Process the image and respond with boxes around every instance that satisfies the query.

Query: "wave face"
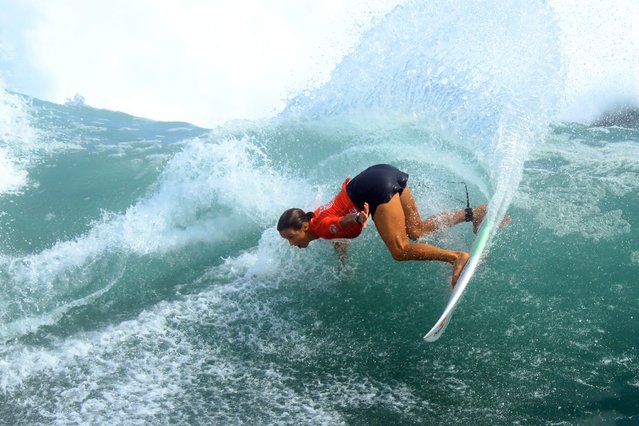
[2,1,639,425]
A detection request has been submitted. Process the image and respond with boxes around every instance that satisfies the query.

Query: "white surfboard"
[423,219,493,342]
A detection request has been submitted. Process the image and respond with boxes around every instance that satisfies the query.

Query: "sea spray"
[283,0,563,234]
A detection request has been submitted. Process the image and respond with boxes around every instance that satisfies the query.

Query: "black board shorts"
[346,164,409,218]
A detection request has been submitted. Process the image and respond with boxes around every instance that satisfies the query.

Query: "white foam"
[0,263,124,342]
[0,134,310,341]
[7,134,294,263]
[1,239,424,424]
[0,80,38,194]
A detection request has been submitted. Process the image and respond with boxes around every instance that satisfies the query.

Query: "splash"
[284,0,564,233]
[0,133,299,341]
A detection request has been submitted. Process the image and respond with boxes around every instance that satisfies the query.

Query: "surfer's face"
[279,224,312,249]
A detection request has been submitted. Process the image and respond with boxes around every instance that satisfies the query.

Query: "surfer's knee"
[406,228,422,241]
[390,250,410,261]
[387,242,410,261]
[407,220,435,239]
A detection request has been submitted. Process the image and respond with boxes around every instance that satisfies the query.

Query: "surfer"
[277,164,497,286]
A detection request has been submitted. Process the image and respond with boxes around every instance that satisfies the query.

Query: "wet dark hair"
[277,208,314,231]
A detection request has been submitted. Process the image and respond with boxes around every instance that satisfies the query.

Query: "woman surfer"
[277,164,499,286]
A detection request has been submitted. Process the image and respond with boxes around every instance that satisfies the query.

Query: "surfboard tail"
[423,314,452,342]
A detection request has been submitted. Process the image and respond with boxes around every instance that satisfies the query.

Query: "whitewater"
[2,1,639,425]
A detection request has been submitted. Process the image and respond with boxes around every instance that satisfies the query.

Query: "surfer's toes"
[500,215,512,228]
[451,252,470,288]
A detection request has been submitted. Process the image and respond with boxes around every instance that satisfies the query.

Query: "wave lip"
[0,82,39,194]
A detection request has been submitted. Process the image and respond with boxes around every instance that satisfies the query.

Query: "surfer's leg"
[398,187,426,240]
[375,193,469,286]
[470,204,511,234]
[400,187,468,239]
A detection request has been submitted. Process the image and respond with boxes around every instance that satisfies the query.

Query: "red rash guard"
[309,179,363,240]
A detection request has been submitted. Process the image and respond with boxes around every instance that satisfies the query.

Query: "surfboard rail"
[423,219,493,342]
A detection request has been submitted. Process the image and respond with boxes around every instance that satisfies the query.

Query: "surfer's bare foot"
[451,251,470,288]
[471,204,511,234]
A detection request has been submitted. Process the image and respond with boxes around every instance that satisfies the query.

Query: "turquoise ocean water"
[2,1,639,425]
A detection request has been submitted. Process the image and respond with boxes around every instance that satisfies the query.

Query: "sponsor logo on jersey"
[319,200,334,213]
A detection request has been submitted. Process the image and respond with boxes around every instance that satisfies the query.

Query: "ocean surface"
[2,1,638,425]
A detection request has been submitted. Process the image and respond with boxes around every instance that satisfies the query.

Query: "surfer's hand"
[359,202,370,228]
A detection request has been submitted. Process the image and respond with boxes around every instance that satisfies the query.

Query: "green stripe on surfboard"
[470,219,492,256]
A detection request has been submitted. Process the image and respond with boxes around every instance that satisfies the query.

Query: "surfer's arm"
[337,202,369,229]
[316,212,362,237]
[338,213,359,228]
[333,240,349,266]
